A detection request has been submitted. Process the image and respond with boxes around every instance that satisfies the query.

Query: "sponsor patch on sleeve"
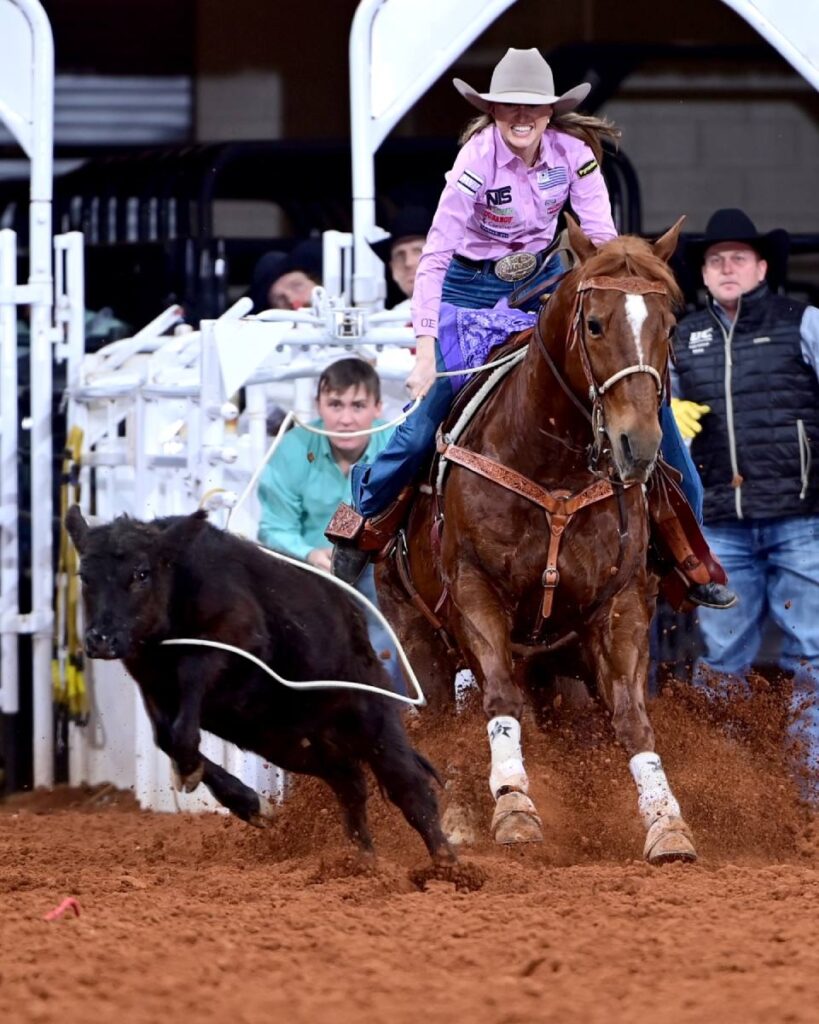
[455,168,484,196]
[577,159,599,178]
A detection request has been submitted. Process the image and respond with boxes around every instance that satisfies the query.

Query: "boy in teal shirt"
[257,359,403,691]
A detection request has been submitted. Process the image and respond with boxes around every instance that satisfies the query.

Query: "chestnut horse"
[377,216,697,865]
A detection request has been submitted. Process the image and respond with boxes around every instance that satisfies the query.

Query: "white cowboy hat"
[453,48,590,117]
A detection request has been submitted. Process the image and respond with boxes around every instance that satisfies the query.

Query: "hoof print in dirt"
[410,860,486,893]
[309,850,379,884]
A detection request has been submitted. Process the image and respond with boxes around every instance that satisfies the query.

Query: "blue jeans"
[693,515,819,784]
[659,403,704,522]
[352,345,452,518]
[695,515,819,678]
[356,564,406,696]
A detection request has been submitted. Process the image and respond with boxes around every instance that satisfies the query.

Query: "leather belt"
[453,246,551,283]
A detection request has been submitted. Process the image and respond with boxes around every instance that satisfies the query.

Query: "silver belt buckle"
[494,252,537,283]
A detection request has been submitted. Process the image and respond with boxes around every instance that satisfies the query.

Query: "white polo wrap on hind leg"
[629,751,681,828]
[487,716,528,799]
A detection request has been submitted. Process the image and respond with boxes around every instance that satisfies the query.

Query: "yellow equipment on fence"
[52,426,90,728]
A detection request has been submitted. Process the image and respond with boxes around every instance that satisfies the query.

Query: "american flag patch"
[537,167,568,190]
[455,168,483,196]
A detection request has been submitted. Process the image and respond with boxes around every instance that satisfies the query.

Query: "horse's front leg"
[587,582,697,865]
[450,566,543,845]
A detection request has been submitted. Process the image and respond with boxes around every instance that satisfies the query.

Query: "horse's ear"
[564,213,598,262]
[652,216,686,263]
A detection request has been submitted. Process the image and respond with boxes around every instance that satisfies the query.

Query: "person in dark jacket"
[249,238,323,313]
[674,208,819,774]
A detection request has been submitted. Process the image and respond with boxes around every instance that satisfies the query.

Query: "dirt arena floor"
[2,679,819,1024]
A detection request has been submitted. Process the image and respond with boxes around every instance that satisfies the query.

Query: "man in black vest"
[674,209,819,763]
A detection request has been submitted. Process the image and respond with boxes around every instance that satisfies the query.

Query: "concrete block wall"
[603,82,819,234]
[196,70,282,141]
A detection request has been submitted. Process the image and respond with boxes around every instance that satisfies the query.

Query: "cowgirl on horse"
[328,47,735,615]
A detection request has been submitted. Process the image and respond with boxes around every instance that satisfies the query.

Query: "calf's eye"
[132,568,150,584]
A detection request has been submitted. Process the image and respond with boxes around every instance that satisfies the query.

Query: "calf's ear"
[65,505,89,554]
[159,509,210,559]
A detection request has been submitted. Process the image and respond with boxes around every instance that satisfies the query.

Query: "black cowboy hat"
[370,206,432,263]
[685,208,790,269]
[249,238,323,312]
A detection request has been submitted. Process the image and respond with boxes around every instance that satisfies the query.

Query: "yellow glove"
[671,398,711,439]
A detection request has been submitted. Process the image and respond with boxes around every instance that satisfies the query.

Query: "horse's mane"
[576,235,683,310]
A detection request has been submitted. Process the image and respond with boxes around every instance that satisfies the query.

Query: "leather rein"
[436,274,671,647]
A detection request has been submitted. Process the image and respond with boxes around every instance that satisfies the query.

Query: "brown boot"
[648,462,736,610]
[325,488,414,586]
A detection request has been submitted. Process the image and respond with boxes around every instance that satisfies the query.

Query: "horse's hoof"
[172,761,204,793]
[247,795,277,829]
[491,791,543,845]
[644,814,697,865]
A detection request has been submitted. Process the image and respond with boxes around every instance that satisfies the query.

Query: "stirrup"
[325,490,414,555]
[649,462,729,605]
[325,502,367,544]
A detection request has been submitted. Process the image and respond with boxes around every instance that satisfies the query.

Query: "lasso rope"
[162,347,529,706]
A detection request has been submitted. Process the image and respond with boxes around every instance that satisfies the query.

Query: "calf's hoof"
[644,814,697,865]
[172,760,204,793]
[247,795,277,829]
[491,790,543,845]
[410,858,486,893]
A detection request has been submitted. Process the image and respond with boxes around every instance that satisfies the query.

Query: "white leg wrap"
[487,716,528,799]
[629,751,681,829]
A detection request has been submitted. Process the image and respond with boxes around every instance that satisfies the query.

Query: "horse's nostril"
[620,433,634,463]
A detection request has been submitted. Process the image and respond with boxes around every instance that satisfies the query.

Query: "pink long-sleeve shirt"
[411,125,617,337]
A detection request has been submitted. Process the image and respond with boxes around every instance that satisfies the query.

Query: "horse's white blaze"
[624,293,648,365]
[487,715,528,798]
[629,751,681,828]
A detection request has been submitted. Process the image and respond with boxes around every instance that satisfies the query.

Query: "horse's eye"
[132,568,150,584]
[586,317,603,337]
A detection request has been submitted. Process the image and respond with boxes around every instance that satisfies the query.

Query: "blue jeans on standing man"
[694,514,819,779]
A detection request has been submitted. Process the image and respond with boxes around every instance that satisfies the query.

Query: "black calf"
[66,506,454,866]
